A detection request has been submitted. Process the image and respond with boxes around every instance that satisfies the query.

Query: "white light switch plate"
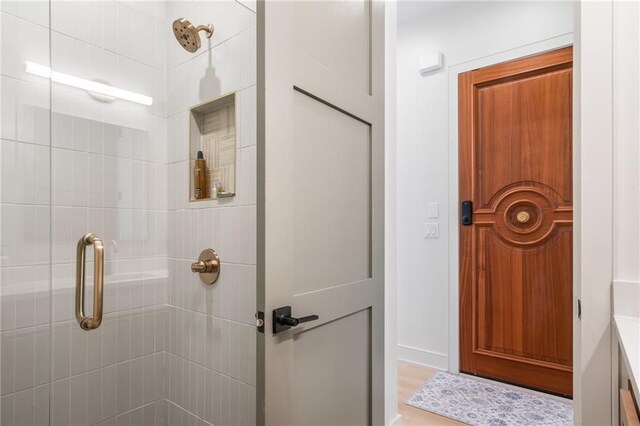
[424,223,439,239]
[427,202,439,219]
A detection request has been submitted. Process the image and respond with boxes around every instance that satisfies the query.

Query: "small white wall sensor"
[419,52,443,76]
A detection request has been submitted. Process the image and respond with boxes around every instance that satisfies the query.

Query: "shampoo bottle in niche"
[194,150,207,199]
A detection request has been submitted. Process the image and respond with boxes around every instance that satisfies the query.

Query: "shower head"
[172,18,214,53]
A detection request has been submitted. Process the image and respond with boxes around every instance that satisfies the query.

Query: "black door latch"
[272,306,319,334]
[461,200,472,225]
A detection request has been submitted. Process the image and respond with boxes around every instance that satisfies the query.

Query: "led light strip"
[25,61,153,106]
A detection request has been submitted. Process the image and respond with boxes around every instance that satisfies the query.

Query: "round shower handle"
[191,249,221,285]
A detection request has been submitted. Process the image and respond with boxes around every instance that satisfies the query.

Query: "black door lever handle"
[273,306,319,334]
[278,314,319,327]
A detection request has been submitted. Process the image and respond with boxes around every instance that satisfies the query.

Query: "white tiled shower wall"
[0,1,256,425]
[164,1,257,425]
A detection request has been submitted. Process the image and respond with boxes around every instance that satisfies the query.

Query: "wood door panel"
[460,47,573,397]
[477,68,573,208]
[476,226,572,366]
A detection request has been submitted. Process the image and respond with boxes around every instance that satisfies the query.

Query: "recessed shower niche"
[189,92,237,201]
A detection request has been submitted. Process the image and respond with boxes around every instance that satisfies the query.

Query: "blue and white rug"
[405,371,573,426]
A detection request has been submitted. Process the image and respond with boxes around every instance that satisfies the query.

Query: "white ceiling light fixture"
[25,61,153,106]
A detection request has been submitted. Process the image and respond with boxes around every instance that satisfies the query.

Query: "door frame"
[456,45,575,396]
[446,33,574,375]
[446,3,617,420]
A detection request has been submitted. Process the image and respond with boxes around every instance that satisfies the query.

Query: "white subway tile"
[69,373,87,426]
[51,378,70,426]
[34,144,51,204]
[220,374,231,426]
[71,116,88,152]
[52,113,73,150]
[141,354,155,404]
[102,315,117,367]
[115,3,133,59]
[14,387,34,424]
[88,120,104,155]
[188,360,197,413]
[51,263,73,322]
[0,393,14,425]
[155,305,167,353]
[0,77,18,141]
[51,320,70,381]
[230,377,240,425]
[130,309,143,358]
[237,86,257,149]
[13,270,34,330]
[0,268,16,331]
[0,330,15,395]
[87,369,103,425]
[196,365,205,419]
[69,321,88,376]
[130,405,144,426]
[0,13,49,83]
[116,312,131,363]
[142,402,155,425]
[102,364,117,420]
[103,156,119,209]
[34,384,50,425]
[15,205,49,266]
[228,321,240,380]
[0,1,49,27]
[130,356,143,409]
[142,308,154,356]
[13,327,35,392]
[34,324,50,386]
[0,139,17,203]
[88,153,105,208]
[86,319,103,371]
[102,0,118,54]
[0,207,18,268]
[116,360,131,415]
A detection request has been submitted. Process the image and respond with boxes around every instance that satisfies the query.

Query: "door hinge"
[255,311,264,333]
[577,299,581,320]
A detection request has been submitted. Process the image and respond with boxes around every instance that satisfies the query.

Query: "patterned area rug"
[405,371,573,426]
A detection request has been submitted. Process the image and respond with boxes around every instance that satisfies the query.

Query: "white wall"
[396,1,573,369]
[613,1,640,286]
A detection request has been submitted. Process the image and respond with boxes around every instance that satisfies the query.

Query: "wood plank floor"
[398,361,465,425]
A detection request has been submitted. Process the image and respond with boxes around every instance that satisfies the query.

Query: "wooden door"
[459,47,573,396]
[257,0,385,424]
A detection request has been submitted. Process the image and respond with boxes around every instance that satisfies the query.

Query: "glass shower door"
[47,1,168,424]
[0,1,52,424]
[2,0,256,424]
[0,1,167,425]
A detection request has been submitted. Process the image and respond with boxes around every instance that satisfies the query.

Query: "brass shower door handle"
[75,233,104,331]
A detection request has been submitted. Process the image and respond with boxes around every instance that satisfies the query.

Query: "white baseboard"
[397,344,449,370]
